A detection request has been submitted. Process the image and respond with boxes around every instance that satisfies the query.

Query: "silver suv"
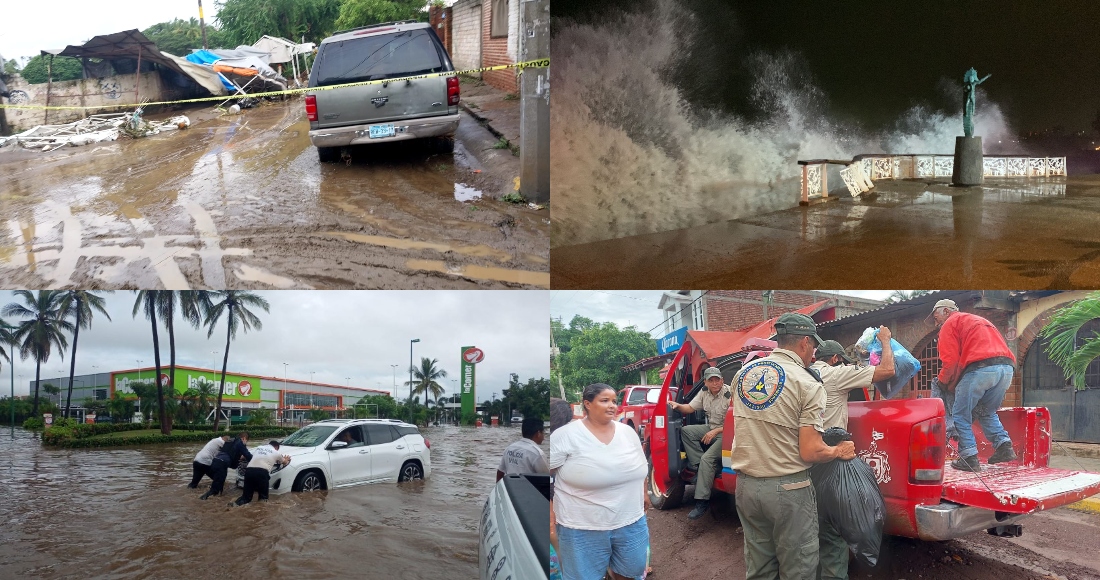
[250,418,431,494]
[305,21,460,162]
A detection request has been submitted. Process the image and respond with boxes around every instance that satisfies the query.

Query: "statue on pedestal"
[963,68,991,138]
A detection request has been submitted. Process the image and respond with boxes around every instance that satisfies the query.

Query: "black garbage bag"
[811,427,885,567]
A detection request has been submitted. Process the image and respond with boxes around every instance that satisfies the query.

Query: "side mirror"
[330,440,348,449]
[645,389,660,405]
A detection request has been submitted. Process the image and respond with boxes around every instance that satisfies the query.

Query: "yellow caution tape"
[0,58,549,111]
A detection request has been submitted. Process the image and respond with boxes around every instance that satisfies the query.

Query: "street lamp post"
[8,333,15,437]
[309,371,315,409]
[409,338,420,423]
[390,364,398,397]
[282,363,288,424]
[136,360,143,419]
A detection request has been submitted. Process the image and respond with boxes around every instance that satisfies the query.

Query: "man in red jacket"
[933,299,1017,472]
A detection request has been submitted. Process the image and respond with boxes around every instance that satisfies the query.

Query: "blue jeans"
[557,516,649,580]
[931,380,958,440]
[952,364,1013,458]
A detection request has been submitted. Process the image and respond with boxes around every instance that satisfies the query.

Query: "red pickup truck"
[646,327,1100,540]
[617,385,665,440]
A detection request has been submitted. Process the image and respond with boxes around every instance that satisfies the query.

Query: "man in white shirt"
[234,440,291,505]
[497,418,549,480]
[189,435,230,488]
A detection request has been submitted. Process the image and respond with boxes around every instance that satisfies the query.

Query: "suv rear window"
[313,30,446,87]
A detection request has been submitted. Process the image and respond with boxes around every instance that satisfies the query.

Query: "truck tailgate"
[943,462,1100,514]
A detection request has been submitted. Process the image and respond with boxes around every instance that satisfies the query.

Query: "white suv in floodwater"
[263,418,431,494]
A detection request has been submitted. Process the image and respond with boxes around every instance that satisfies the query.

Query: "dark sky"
[556,0,1100,133]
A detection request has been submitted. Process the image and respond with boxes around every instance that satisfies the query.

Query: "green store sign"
[113,369,261,402]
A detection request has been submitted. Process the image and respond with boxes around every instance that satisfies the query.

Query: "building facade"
[28,365,389,422]
[657,290,884,337]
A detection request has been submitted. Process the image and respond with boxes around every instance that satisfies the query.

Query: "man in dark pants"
[235,440,290,506]
[201,432,251,500]
[189,435,230,488]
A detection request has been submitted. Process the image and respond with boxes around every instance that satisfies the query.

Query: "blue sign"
[656,327,688,355]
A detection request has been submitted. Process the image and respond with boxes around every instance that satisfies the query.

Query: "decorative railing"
[796,154,1067,203]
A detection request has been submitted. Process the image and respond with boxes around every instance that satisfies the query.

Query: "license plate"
[368,124,395,139]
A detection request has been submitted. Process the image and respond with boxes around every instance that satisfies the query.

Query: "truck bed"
[943,461,1100,514]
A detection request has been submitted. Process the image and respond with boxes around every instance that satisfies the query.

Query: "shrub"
[23,417,44,431]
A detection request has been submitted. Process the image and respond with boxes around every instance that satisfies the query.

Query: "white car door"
[364,424,406,481]
[327,426,372,486]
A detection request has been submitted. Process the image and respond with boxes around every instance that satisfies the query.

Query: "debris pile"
[0,110,190,152]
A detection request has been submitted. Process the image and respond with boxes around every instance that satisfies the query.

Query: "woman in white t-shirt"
[549,383,649,580]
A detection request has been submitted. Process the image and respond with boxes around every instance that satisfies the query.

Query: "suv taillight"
[447,76,460,106]
[909,417,946,484]
[424,438,431,449]
[305,94,317,121]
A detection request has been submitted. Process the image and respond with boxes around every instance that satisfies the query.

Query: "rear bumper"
[914,502,1028,541]
[309,114,459,148]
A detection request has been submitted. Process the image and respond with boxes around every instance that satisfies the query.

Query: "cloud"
[0,291,549,402]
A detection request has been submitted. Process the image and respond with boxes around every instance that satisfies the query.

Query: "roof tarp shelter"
[43,29,225,97]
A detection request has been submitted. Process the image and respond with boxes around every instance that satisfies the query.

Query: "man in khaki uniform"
[667,366,731,519]
[810,334,894,580]
[729,313,857,580]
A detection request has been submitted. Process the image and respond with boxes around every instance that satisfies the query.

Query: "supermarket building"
[28,365,390,422]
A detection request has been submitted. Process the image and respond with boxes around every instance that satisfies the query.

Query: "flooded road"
[551,175,1100,289]
[0,425,534,579]
[0,102,548,289]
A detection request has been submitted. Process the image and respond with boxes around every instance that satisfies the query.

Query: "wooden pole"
[45,54,53,124]
[135,43,142,105]
[198,0,209,50]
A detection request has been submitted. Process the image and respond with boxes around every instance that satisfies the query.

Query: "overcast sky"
[0,0,221,62]
[0,291,549,402]
[550,290,897,339]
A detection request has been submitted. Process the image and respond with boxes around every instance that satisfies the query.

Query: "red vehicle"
[647,323,1100,541]
[617,385,665,440]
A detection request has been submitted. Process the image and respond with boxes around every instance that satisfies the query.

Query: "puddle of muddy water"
[454,183,483,202]
[328,231,514,262]
[0,426,539,579]
[406,258,551,287]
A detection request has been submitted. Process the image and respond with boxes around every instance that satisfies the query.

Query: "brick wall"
[428,6,453,56]
[451,0,482,72]
[481,0,517,93]
[704,291,851,332]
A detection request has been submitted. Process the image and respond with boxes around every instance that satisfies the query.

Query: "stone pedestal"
[952,136,983,186]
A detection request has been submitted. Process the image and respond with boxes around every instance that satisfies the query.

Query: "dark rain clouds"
[0,291,549,401]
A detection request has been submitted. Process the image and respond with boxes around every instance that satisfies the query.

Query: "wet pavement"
[0,102,549,289]
[550,175,1100,289]
[0,425,535,579]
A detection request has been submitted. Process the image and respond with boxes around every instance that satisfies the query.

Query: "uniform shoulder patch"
[736,360,786,411]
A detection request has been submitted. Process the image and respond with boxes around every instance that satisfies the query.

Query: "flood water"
[0,425,532,579]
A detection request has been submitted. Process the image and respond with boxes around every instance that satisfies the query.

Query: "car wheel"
[646,447,684,510]
[398,461,424,482]
[434,135,455,154]
[317,146,339,163]
[293,470,326,492]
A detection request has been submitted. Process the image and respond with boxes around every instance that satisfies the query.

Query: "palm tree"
[0,318,11,373]
[133,291,170,435]
[2,291,73,416]
[58,291,111,419]
[885,290,933,304]
[203,291,270,431]
[406,357,447,409]
[1041,291,1100,390]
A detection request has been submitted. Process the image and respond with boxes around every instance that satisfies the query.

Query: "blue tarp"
[185,51,236,91]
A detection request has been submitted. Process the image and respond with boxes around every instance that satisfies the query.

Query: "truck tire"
[317,146,339,163]
[647,450,684,510]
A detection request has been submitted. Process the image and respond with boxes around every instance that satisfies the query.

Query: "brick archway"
[1012,300,1076,407]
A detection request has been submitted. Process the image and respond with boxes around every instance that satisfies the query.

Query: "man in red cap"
[932,299,1017,472]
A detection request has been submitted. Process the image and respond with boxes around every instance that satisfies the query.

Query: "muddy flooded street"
[0,426,532,579]
[0,102,548,289]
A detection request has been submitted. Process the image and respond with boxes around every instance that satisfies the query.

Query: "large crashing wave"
[551,0,1016,247]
